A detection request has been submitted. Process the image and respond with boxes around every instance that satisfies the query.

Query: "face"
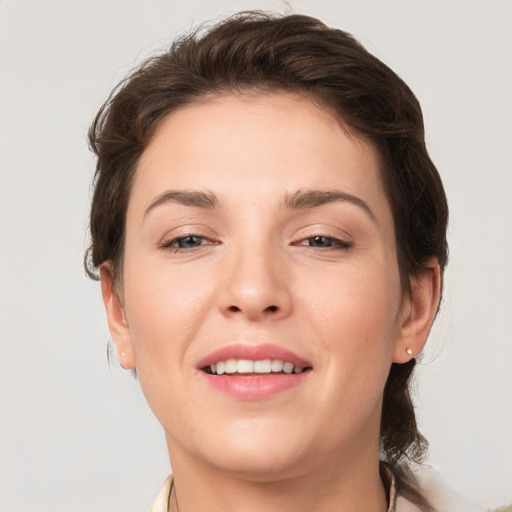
[106,93,414,480]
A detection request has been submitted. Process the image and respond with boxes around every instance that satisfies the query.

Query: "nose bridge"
[219,234,292,321]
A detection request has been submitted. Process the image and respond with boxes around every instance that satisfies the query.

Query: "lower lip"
[200,372,310,400]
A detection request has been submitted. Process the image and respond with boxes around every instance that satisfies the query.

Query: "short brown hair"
[86,11,448,506]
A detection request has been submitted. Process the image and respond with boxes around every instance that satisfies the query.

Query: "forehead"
[132,93,391,223]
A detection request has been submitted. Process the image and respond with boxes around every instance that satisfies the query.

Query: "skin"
[101,93,440,512]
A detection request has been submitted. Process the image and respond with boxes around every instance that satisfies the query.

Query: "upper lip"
[197,343,312,369]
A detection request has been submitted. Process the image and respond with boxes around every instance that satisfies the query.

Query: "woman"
[85,12,451,512]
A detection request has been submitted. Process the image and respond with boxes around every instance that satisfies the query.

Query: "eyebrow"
[144,188,376,222]
[144,189,220,217]
[283,189,376,222]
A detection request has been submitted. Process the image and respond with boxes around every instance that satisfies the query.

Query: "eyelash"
[160,234,215,252]
[295,235,353,251]
[160,234,352,253]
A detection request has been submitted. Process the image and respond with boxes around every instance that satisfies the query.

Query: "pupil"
[179,236,199,248]
[313,236,330,247]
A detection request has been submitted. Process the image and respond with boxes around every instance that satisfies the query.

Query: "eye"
[161,234,214,251]
[298,235,352,250]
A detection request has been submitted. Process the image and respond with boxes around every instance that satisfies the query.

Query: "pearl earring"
[405,348,413,358]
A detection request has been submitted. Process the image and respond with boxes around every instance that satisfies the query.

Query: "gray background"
[1,0,511,510]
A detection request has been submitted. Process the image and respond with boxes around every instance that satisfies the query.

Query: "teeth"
[206,359,308,376]
[254,359,272,373]
[283,362,294,374]
[271,360,284,372]
[237,359,254,373]
[225,359,237,374]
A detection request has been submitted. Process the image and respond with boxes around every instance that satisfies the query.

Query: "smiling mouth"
[202,359,312,376]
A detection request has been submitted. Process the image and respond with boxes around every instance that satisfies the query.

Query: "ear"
[99,263,136,370]
[393,258,441,363]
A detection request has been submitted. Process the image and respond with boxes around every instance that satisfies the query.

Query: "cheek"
[121,257,214,366]
[300,258,402,376]
[120,260,216,421]
[308,260,400,330]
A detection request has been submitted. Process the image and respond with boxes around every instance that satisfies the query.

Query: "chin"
[208,446,307,482]
[191,418,314,481]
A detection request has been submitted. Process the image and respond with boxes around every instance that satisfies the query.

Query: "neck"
[166,445,388,512]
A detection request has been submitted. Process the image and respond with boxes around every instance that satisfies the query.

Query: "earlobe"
[393,259,441,364]
[99,264,136,369]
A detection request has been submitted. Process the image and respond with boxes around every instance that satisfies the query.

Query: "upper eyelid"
[158,224,220,242]
[157,223,353,245]
[291,226,353,242]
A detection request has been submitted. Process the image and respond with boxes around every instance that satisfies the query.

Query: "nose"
[218,244,293,322]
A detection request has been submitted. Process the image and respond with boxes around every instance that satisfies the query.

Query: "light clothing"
[150,475,173,512]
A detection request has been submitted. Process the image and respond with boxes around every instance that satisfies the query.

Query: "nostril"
[227,305,278,313]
